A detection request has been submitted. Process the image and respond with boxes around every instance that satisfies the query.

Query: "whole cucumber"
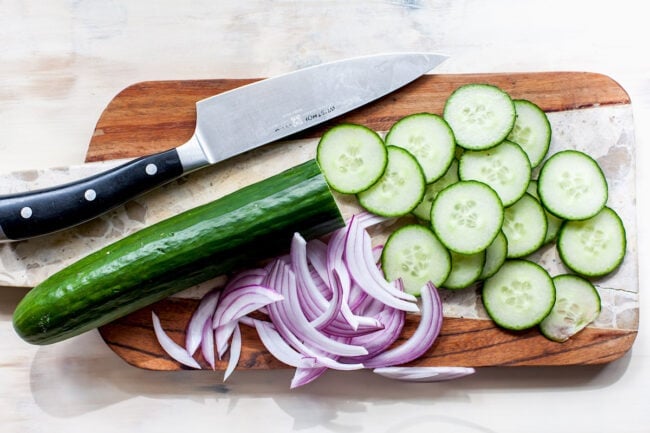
[13,160,343,344]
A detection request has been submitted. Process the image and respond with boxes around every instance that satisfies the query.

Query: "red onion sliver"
[306,238,329,284]
[265,262,365,370]
[291,366,329,389]
[271,260,368,357]
[362,282,443,368]
[253,319,318,368]
[215,320,237,359]
[348,307,405,360]
[151,311,200,369]
[212,284,283,329]
[185,289,220,355]
[201,320,215,369]
[373,366,475,382]
[224,324,242,381]
[344,216,418,311]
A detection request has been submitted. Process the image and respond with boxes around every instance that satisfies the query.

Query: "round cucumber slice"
[381,224,451,295]
[358,146,426,217]
[482,259,556,331]
[502,193,547,258]
[412,159,459,221]
[507,99,552,168]
[316,123,387,194]
[537,150,608,220]
[540,274,601,342]
[459,140,532,206]
[442,250,486,290]
[479,230,508,280]
[443,83,516,150]
[385,113,456,183]
[557,206,626,277]
[430,180,504,254]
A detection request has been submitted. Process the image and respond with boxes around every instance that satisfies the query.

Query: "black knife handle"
[0,148,184,241]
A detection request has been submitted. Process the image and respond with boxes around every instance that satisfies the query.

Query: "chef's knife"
[0,52,447,242]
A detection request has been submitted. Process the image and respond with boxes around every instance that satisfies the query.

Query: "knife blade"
[0,52,447,242]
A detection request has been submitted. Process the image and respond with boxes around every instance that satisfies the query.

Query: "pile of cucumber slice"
[316,83,626,342]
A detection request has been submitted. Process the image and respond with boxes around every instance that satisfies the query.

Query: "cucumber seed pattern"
[407,135,433,161]
[502,211,525,241]
[554,297,584,327]
[578,223,608,254]
[399,244,431,279]
[379,168,407,196]
[336,143,364,174]
[500,279,534,310]
[463,104,494,127]
[480,158,512,186]
[451,200,478,228]
[558,171,589,201]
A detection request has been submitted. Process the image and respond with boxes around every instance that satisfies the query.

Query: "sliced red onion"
[362,282,443,368]
[152,213,462,388]
[185,289,220,355]
[347,307,405,361]
[252,319,317,368]
[268,260,368,358]
[344,216,418,311]
[212,284,283,328]
[224,324,242,381]
[373,366,475,382]
[306,238,329,284]
[291,366,329,389]
[291,233,340,329]
[215,320,237,359]
[152,311,200,369]
[201,320,216,369]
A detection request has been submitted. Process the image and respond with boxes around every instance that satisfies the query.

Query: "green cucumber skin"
[13,160,343,345]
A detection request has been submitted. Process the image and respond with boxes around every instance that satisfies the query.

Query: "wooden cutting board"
[92,72,638,371]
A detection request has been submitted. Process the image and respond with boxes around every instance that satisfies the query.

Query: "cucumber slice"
[358,146,426,217]
[459,140,532,206]
[537,150,608,220]
[557,206,626,277]
[482,259,556,331]
[443,83,516,150]
[385,113,456,183]
[431,180,504,254]
[381,224,451,295]
[442,250,486,290]
[479,230,508,280]
[526,180,564,244]
[316,123,387,194]
[412,159,459,221]
[540,274,601,342]
[502,193,547,258]
[507,99,551,168]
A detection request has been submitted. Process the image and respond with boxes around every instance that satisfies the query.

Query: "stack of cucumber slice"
[316,83,626,342]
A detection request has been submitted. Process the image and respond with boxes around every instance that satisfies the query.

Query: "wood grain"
[92,72,636,370]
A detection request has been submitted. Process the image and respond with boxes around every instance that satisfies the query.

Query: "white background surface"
[1,1,648,432]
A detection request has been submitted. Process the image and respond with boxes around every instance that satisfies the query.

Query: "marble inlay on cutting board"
[0,105,638,332]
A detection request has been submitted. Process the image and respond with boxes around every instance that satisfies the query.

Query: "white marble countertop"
[1,1,648,432]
